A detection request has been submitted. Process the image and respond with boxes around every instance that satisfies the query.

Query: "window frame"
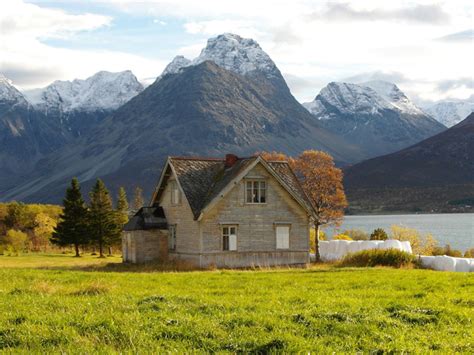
[245,179,267,204]
[275,224,290,250]
[168,224,177,251]
[222,225,238,251]
[170,180,180,205]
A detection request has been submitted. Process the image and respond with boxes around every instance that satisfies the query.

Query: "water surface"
[323,213,474,251]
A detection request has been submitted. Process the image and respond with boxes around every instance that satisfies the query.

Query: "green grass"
[0,254,472,352]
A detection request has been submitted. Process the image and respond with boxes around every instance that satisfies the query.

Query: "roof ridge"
[169,156,224,161]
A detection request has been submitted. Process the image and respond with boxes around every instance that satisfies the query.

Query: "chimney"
[225,154,239,168]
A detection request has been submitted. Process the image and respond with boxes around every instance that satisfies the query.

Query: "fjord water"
[324,213,474,251]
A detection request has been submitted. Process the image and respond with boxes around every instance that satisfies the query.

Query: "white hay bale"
[433,256,456,271]
[347,241,361,254]
[334,240,350,259]
[326,240,338,255]
[454,258,471,272]
[400,241,412,254]
[420,256,435,269]
[470,259,474,272]
[379,239,403,250]
[360,241,378,251]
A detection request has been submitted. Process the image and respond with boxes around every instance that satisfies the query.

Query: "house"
[122,154,315,268]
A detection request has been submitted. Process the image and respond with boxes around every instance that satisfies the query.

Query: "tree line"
[0,180,145,257]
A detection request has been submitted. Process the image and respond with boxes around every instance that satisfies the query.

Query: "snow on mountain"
[363,80,425,115]
[25,70,144,113]
[159,33,279,79]
[303,81,425,118]
[424,100,474,127]
[0,73,28,105]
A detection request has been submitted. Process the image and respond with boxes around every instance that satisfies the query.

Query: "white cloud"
[0,0,166,89]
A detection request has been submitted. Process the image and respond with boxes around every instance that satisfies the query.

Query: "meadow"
[0,254,472,353]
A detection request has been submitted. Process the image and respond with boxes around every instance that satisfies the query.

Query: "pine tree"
[51,178,88,257]
[116,187,129,226]
[88,179,121,258]
[132,186,144,210]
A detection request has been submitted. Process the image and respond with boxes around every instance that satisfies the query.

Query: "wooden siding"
[158,176,200,254]
[200,163,310,255]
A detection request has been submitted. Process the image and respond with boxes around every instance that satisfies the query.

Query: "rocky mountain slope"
[303,81,446,158]
[24,71,143,137]
[344,113,474,213]
[424,99,474,127]
[0,74,67,184]
[1,34,364,203]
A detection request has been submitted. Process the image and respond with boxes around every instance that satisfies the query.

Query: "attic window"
[170,180,180,205]
[245,180,266,204]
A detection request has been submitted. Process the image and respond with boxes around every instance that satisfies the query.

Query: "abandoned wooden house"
[122,154,315,268]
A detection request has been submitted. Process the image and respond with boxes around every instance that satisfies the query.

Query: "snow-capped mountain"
[303,81,446,158]
[303,81,425,118]
[423,100,474,127]
[0,73,29,106]
[159,33,280,80]
[25,70,144,113]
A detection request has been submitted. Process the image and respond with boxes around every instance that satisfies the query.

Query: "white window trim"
[170,180,181,205]
[245,179,267,204]
[222,225,238,251]
[275,224,290,250]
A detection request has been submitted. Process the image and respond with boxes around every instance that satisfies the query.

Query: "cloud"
[437,78,474,91]
[183,20,263,38]
[315,3,450,25]
[437,29,474,42]
[343,71,412,85]
[0,0,166,89]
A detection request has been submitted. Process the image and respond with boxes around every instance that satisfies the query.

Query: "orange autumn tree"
[260,150,347,262]
[292,150,347,261]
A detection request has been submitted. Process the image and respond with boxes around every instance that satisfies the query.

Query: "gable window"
[168,224,177,251]
[222,225,237,251]
[276,225,290,249]
[170,180,180,205]
[245,180,266,204]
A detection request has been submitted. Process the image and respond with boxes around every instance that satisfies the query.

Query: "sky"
[0,0,473,105]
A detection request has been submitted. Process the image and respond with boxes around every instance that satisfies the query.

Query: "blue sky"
[1,0,473,104]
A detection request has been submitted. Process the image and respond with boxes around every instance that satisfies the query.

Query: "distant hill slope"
[2,47,363,202]
[303,81,446,159]
[344,113,474,213]
[423,100,474,127]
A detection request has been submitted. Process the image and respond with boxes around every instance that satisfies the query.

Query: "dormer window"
[245,180,266,204]
[170,180,180,205]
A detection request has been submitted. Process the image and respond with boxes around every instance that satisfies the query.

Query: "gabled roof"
[151,155,315,220]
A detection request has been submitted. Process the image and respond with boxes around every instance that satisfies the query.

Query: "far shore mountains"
[344,113,474,214]
[0,33,472,213]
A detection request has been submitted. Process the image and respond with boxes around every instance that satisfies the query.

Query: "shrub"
[5,229,28,255]
[343,229,369,240]
[464,248,474,258]
[370,228,388,241]
[339,249,416,268]
[390,225,438,255]
[432,244,463,257]
[332,234,352,240]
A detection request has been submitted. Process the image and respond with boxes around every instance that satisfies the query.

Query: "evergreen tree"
[51,178,88,257]
[88,179,121,258]
[132,186,144,210]
[116,187,129,226]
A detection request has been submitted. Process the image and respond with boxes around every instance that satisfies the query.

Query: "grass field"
[0,254,472,352]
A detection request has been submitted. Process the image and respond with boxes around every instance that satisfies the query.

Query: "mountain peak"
[195,33,278,77]
[0,73,28,105]
[159,33,280,81]
[24,70,144,113]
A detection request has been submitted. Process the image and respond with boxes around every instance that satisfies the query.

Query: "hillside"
[2,58,363,202]
[303,81,446,158]
[344,113,474,213]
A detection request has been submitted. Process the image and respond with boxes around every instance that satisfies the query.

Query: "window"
[222,225,237,251]
[245,180,266,203]
[276,225,290,249]
[170,180,180,205]
[168,224,176,251]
